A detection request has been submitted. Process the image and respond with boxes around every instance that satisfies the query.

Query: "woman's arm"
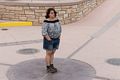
[42,22,51,41]
[59,21,62,39]
[44,35,51,41]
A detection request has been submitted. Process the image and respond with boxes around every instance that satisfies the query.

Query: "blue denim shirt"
[42,19,62,38]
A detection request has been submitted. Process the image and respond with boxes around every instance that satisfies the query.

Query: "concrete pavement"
[0,0,120,80]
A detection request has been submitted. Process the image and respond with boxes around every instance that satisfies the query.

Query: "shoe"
[50,64,57,72]
[47,66,57,73]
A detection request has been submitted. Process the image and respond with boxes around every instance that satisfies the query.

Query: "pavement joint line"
[91,12,120,38]
[40,74,48,80]
[66,37,94,59]
[0,39,43,47]
[95,76,111,80]
[0,63,13,66]
[95,76,120,80]
[66,11,120,59]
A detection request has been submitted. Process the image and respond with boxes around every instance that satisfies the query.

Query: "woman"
[42,8,62,73]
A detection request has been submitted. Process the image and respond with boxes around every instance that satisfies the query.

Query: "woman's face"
[49,10,55,19]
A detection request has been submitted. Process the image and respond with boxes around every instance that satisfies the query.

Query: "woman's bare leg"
[45,50,52,66]
[50,50,56,64]
[45,50,57,73]
[50,50,57,72]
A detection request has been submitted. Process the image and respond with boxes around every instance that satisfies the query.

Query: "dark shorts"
[43,37,60,50]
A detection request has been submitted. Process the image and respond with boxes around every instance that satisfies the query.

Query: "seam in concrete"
[0,63,13,66]
[95,76,120,80]
[91,12,120,38]
[67,37,94,59]
[67,12,120,59]
[0,39,42,47]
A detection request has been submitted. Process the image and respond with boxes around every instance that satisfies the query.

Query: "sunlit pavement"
[0,0,120,80]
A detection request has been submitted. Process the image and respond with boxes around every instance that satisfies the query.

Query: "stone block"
[35,10,46,13]
[19,17,27,21]
[25,10,35,15]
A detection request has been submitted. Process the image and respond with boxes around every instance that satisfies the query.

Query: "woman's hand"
[44,35,52,41]
[47,37,52,41]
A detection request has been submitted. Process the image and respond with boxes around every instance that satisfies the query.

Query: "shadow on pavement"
[6,58,96,80]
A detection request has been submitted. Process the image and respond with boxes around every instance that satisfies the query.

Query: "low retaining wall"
[0,0,105,26]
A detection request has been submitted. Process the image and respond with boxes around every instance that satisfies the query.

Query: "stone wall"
[0,0,105,26]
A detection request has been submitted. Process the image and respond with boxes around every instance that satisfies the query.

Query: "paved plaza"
[0,0,120,80]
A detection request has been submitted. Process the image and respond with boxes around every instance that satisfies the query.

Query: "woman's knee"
[46,50,52,55]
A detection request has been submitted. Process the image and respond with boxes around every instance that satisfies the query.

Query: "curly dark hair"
[45,8,57,19]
